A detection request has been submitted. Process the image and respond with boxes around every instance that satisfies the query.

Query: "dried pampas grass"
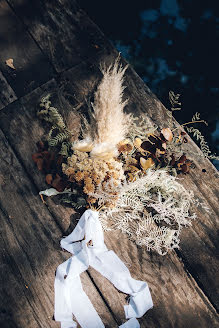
[73,57,131,158]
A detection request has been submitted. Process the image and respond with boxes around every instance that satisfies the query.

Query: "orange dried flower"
[75,171,84,182]
[83,182,95,194]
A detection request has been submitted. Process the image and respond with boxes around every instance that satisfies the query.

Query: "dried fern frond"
[167,91,181,128]
[99,169,196,255]
[48,131,71,147]
[192,112,206,123]
[38,95,74,155]
[169,90,181,111]
[186,126,219,160]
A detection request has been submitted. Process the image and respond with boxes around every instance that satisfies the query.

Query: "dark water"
[78,0,219,168]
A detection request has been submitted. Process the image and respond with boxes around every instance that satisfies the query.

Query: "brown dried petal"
[32,152,43,163]
[170,154,176,166]
[36,158,44,171]
[178,154,187,164]
[118,143,133,153]
[140,157,155,171]
[141,141,155,153]
[161,128,173,142]
[36,140,46,152]
[181,163,190,173]
[46,174,53,185]
[134,138,142,149]
[52,174,68,192]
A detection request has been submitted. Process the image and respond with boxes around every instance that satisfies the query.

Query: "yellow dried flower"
[87,196,97,204]
[83,183,95,194]
[64,167,75,176]
[84,177,93,185]
[83,171,90,179]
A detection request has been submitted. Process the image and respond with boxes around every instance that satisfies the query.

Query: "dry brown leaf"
[5,58,15,69]
[140,157,155,171]
[161,128,173,142]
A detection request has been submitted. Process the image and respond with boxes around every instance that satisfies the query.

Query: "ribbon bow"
[54,209,153,328]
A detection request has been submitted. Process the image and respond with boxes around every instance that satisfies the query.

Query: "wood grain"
[0,0,54,97]
[0,71,17,109]
[0,127,117,328]
[0,63,218,326]
[7,0,109,73]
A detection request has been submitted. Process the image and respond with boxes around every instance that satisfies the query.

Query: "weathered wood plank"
[0,127,117,327]
[0,65,218,327]
[96,231,218,328]
[7,0,109,73]
[0,0,54,97]
[0,71,17,109]
[0,99,4,109]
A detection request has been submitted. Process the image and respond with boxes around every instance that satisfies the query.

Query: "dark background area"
[78,0,219,168]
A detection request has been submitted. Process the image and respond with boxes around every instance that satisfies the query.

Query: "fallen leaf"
[5,58,15,69]
[161,128,173,142]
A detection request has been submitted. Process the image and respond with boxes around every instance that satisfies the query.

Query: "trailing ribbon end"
[54,209,153,328]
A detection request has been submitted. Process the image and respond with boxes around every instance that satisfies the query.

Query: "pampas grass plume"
[90,57,130,157]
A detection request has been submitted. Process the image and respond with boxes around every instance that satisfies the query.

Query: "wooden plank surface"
[0,60,218,327]
[0,0,54,97]
[0,71,17,109]
[0,125,117,328]
[0,0,218,326]
[7,0,108,73]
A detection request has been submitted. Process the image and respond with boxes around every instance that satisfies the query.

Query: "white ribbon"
[54,209,153,328]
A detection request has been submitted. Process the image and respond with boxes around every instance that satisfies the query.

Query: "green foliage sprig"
[37,94,72,156]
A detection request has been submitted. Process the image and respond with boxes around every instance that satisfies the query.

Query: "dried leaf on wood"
[5,58,16,69]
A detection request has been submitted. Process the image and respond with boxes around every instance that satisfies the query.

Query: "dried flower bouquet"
[33,58,215,255]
